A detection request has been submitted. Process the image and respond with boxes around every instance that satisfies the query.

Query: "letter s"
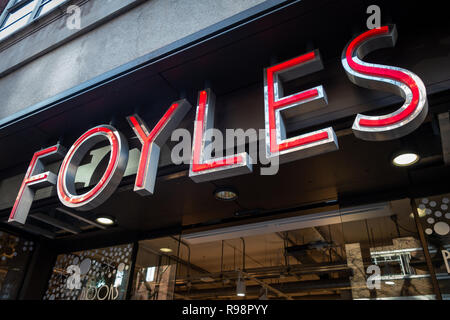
[342,25,428,141]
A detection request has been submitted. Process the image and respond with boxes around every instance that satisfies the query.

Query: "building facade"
[0,0,449,300]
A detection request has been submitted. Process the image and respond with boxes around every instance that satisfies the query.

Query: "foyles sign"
[9,25,428,225]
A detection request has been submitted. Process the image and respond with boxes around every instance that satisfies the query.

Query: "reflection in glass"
[43,243,133,300]
[0,0,67,40]
[0,231,34,300]
[342,199,434,300]
[0,0,38,40]
[127,199,437,300]
[131,237,179,300]
[416,194,450,299]
[173,199,435,300]
[2,1,38,28]
[38,0,66,17]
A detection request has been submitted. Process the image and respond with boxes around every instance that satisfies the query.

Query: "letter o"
[57,125,129,210]
[86,286,97,300]
[97,285,109,300]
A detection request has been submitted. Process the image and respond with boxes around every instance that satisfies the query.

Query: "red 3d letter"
[189,89,252,182]
[264,50,339,163]
[127,99,191,195]
[342,25,428,141]
[57,125,128,210]
[10,145,65,224]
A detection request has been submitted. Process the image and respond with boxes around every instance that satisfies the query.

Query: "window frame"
[0,0,68,41]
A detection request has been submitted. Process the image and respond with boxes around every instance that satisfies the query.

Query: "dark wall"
[18,242,56,300]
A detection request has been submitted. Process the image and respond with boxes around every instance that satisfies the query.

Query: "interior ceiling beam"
[223,240,264,269]
[175,263,351,283]
[276,232,307,282]
[30,212,81,234]
[176,277,352,298]
[277,231,319,265]
[438,112,450,165]
[311,226,345,261]
[241,271,293,300]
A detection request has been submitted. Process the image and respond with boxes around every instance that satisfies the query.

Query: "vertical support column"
[438,112,450,165]
[345,243,371,299]
[126,241,139,300]
[411,198,442,300]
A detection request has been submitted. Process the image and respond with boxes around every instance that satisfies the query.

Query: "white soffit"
[182,202,392,244]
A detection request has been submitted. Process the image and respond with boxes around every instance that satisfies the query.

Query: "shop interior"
[130,198,448,300]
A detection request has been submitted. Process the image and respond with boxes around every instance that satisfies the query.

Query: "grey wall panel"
[0,0,265,120]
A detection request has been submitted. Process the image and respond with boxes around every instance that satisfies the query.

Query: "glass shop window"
[176,223,349,300]
[415,193,450,299]
[0,230,35,300]
[44,243,134,300]
[341,199,434,300]
[172,199,435,300]
[0,0,67,40]
[36,0,66,16]
[130,236,180,300]
[127,199,438,300]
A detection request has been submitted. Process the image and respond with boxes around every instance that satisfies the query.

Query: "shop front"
[0,0,449,300]
[34,196,450,300]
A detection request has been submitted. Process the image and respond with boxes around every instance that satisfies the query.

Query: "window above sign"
[0,0,67,41]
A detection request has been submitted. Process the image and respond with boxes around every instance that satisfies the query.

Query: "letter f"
[10,144,66,225]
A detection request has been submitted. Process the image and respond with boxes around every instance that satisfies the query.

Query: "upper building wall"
[0,0,266,121]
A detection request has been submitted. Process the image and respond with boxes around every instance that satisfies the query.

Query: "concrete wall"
[0,0,265,120]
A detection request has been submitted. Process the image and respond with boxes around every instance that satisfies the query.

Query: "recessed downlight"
[95,216,115,226]
[214,187,238,201]
[392,152,420,167]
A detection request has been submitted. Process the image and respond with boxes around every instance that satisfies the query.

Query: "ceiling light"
[95,215,116,226]
[392,152,420,167]
[214,187,238,201]
[159,248,173,253]
[385,281,395,286]
[236,272,246,297]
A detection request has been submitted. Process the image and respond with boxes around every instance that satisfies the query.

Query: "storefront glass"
[129,198,437,300]
[342,199,435,299]
[415,193,450,299]
[0,231,34,300]
[43,243,134,300]
[130,237,179,300]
